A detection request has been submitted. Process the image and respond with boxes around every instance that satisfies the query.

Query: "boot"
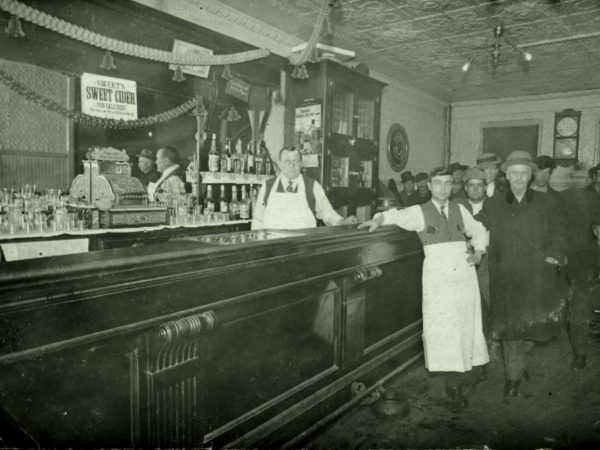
[503,379,520,397]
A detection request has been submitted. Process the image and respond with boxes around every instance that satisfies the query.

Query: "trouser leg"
[568,284,591,358]
[503,339,525,382]
[477,254,492,342]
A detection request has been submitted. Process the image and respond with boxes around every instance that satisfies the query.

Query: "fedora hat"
[500,150,537,172]
[448,162,468,173]
[415,172,429,183]
[400,171,414,183]
[476,153,501,169]
[136,148,154,161]
[463,167,487,182]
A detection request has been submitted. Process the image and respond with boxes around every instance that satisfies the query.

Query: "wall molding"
[452,88,600,108]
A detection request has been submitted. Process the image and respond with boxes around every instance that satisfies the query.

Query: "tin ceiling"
[216,0,600,102]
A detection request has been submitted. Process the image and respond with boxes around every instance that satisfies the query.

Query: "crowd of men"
[368,152,600,409]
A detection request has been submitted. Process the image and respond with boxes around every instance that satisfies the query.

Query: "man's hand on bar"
[357,214,384,232]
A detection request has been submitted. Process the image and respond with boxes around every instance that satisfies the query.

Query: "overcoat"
[476,189,568,340]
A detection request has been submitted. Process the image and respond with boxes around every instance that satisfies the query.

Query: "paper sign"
[169,39,213,79]
[81,73,137,120]
[295,104,321,132]
[225,77,250,102]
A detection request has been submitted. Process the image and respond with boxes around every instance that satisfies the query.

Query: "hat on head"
[415,172,429,182]
[534,155,556,171]
[476,153,501,169]
[501,150,537,172]
[400,171,414,183]
[136,148,154,161]
[463,167,487,182]
[448,162,468,173]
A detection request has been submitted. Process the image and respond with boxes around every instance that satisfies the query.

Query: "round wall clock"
[556,116,578,137]
[386,123,409,172]
[553,109,581,161]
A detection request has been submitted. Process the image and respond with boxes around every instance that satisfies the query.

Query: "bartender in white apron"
[252,147,356,230]
[359,166,489,409]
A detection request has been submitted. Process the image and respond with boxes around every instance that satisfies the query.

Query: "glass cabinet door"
[356,97,375,141]
[331,85,354,136]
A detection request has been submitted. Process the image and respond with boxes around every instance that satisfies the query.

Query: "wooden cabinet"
[287,60,385,220]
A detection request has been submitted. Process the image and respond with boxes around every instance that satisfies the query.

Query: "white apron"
[421,241,489,372]
[262,182,316,230]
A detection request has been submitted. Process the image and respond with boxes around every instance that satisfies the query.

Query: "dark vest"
[417,201,465,246]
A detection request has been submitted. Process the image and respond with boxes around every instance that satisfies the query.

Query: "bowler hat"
[400,171,414,183]
[463,167,487,182]
[476,153,501,169]
[415,172,429,183]
[136,148,154,160]
[500,150,537,172]
[534,155,556,171]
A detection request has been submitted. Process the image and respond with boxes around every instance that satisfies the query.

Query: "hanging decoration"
[221,65,233,81]
[171,65,186,82]
[0,69,200,129]
[0,0,270,66]
[99,51,117,71]
[289,0,332,79]
[4,14,24,37]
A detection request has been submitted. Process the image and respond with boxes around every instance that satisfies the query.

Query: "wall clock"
[553,109,581,161]
[386,123,409,172]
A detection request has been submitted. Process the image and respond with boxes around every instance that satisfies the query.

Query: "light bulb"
[461,58,473,73]
[523,51,533,62]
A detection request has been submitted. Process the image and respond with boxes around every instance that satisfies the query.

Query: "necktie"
[440,204,448,221]
[286,180,295,193]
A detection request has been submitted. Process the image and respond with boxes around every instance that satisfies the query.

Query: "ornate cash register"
[70,147,168,228]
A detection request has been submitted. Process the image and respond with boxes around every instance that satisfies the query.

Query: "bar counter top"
[0,224,424,448]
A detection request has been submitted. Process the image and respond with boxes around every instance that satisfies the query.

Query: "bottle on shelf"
[263,141,272,176]
[208,133,220,173]
[255,141,264,175]
[250,184,259,216]
[204,185,215,213]
[225,140,233,173]
[220,139,230,173]
[229,185,240,220]
[219,184,228,214]
[239,186,250,220]
[233,138,242,174]
[247,142,255,174]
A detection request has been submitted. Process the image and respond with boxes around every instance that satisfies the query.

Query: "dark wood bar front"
[0,225,423,448]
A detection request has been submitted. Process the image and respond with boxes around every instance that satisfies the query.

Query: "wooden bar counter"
[0,225,424,448]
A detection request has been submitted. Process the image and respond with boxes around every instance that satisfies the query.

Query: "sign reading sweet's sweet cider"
[81,73,137,120]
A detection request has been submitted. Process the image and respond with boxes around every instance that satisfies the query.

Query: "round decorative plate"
[386,123,409,172]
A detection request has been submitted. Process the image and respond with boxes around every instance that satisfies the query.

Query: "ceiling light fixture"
[460,22,533,72]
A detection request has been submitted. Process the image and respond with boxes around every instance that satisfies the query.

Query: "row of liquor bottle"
[207,134,274,176]
[202,184,259,220]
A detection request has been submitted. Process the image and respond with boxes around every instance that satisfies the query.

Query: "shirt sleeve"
[313,181,344,226]
[251,183,267,230]
[458,204,487,251]
[374,205,425,232]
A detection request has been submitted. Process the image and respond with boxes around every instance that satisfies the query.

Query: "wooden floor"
[307,330,600,450]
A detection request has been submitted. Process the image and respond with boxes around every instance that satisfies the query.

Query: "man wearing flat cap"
[476,151,568,398]
[408,172,431,206]
[134,147,160,189]
[476,152,501,198]
[455,167,495,356]
[398,171,415,207]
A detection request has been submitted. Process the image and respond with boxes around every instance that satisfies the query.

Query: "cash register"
[70,147,168,228]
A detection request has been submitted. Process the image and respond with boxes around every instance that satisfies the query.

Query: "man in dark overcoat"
[562,165,600,370]
[476,151,569,397]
